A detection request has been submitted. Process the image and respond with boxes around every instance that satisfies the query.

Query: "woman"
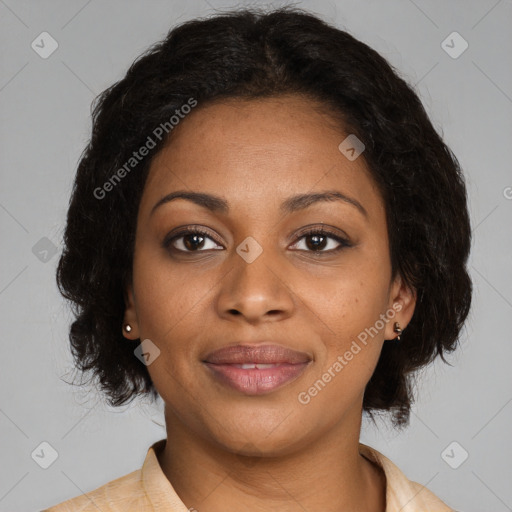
[45,6,471,511]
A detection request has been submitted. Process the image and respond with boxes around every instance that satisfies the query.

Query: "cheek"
[132,243,210,339]
[306,260,391,341]
[131,245,219,386]
[296,284,386,416]
[132,256,201,409]
[300,262,390,391]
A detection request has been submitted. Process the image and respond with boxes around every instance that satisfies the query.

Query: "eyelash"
[163,226,352,255]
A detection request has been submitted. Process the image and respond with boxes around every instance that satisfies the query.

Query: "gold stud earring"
[393,322,402,341]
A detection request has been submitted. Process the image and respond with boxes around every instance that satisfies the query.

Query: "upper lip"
[203,343,312,365]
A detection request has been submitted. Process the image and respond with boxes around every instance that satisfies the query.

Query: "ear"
[122,282,140,339]
[384,274,416,341]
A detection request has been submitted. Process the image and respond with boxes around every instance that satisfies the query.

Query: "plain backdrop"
[1,1,511,510]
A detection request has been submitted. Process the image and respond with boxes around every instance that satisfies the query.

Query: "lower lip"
[203,362,310,395]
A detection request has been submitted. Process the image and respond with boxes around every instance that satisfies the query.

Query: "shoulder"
[406,479,455,511]
[42,467,148,512]
[359,442,456,512]
[41,439,169,511]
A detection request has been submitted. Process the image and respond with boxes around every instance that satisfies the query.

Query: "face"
[124,95,415,456]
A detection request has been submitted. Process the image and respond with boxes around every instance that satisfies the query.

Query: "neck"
[158,403,386,512]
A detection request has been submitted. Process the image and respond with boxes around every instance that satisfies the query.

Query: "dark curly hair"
[56,6,472,428]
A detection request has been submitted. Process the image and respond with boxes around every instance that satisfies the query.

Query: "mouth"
[202,343,312,395]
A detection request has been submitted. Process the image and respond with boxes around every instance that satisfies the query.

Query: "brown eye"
[163,228,224,253]
[291,228,351,253]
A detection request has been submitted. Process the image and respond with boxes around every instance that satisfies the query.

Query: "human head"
[56,6,472,430]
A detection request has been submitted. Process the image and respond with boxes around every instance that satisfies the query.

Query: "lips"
[203,344,311,365]
[203,343,311,395]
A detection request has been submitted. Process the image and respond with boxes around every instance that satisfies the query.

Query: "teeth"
[237,363,278,369]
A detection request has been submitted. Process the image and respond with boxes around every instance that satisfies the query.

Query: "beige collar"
[141,439,454,511]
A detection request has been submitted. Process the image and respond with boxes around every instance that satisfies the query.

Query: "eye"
[163,226,352,255]
[163,227,224,252]
[290,227,351,253]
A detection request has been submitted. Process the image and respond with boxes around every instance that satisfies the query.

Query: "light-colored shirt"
[43,439,455,511]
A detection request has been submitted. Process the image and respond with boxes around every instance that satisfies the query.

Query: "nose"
[216,244,295,324]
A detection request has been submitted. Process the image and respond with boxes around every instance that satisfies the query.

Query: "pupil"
[307,234,326,251]
[184,234,205,250]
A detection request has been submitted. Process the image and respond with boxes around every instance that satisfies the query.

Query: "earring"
[124,324,132,333]
[393,322,402,341]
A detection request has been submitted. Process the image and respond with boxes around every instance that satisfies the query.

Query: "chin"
[205,415,313,458]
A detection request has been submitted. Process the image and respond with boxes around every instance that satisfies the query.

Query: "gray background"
[1,0,511,510]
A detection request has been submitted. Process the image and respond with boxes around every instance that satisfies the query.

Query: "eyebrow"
[150,189,368,218]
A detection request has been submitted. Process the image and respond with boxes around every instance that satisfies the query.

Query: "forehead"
[139,95,383,220]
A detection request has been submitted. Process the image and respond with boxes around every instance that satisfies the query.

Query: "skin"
[123,95,416,512]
